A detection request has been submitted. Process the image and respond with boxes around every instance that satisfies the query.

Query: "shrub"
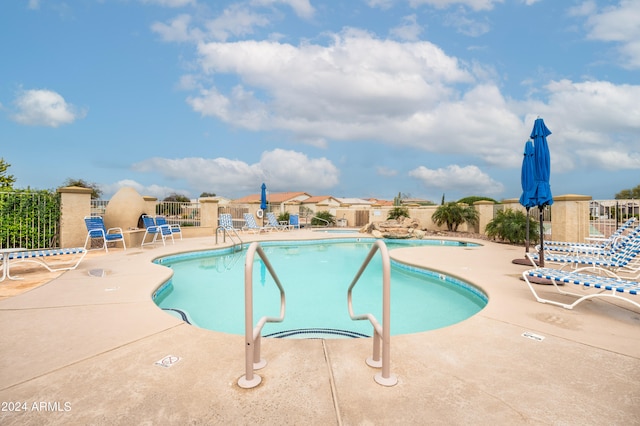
[485,208,539,244]
[312,210,335,226]
[277,212,290,222]
[387,206,409,220]
[431,202,479,231]
[0,189,60,248]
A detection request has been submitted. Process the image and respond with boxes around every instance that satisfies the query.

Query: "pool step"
[264,328,370,339]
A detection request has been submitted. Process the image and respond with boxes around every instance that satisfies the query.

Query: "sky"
[1,0,639,202]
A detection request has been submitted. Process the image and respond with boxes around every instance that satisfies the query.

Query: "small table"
[0,248,25,282]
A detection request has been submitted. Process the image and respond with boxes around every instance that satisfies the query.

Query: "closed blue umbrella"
[530,117,553,266]
[531,118,553,208]
[519,140,536,253]
[260,183,267,226]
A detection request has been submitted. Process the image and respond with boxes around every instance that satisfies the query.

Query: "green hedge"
[0,189,61,249]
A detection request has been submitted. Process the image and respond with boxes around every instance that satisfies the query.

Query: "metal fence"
[589,199,639,237]
[90,199,202,227]
[0,191,61,249]
[218,206,248,229]
[155,200,201,227]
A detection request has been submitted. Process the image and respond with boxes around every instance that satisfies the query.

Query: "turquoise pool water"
[154,238,486,338]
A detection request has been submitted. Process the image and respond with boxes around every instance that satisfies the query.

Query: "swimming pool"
[154,238,487,338]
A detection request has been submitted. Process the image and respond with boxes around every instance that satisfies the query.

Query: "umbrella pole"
[539,207,545,267]
[525,208,530,254]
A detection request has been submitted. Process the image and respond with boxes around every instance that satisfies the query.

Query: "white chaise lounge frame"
[8,247,87,274]
[523,256,640,311]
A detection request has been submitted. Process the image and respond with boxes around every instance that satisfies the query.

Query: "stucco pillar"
[501,198,526,214]
[199,198,219,228]
[473,200,495,235]
[143,196,158,218]
[550,194,592,243]
[57,186,92,248]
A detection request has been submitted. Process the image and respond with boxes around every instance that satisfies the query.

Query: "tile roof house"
[299,195,341,214]
[233,191,311,204]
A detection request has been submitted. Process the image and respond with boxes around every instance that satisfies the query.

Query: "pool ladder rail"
[347,239,398,386]
[238,242,286,389]
[238,240,397,389]
[215,225,243,252]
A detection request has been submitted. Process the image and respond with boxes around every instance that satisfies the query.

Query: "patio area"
[1,230,638,425]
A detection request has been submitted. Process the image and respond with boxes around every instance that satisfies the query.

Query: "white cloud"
[408,0,502,12]
[579,149,640,170]
[140,0,196,7]
[188,29,482,144]
[409,164,505,196]
[131,149,339,197]
[178,21,639,182]
[250,0,315,19]
[583,0,640,69]
[443,8,491,37]
[11,89,85,127]
[27,0,40,10]
[376,166,398,177]
[206,4,271,41]
[366,0,396,10]
[536,79,640,170]
[151,14,204,42]
[100,180,190,200]
[390,14,423,41]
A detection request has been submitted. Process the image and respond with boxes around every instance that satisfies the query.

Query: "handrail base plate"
[238,375,262,389]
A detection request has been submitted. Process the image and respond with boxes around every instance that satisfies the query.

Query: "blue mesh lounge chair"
[84,216,127,252]
[522,263,640,311]
[155,215,182,240]
[242,213,273,234]
[219,213,236,231]
[266,212,290,231]
[141,215,174,247]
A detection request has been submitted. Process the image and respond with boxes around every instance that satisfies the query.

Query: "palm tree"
[431,202,479,231]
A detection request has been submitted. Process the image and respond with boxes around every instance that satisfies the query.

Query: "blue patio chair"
[141,215,174,247]
[288,214,300,230]
[84,216,126,252]
[155,215,182,240]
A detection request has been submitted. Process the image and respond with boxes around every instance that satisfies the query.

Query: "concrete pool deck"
[0,230,638,425]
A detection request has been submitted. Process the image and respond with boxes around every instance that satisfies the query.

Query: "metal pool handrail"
[238,242,286,389]
[347,239,398,386]
[215,225,243,251]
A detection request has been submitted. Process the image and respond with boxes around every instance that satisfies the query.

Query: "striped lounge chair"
[543,224,640,256]
[543,218,636,250]
[528,241,640,277]
[522,264,640,311]
[5,247,87,280]
[242,213,273,234]
[266,212,290,231]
